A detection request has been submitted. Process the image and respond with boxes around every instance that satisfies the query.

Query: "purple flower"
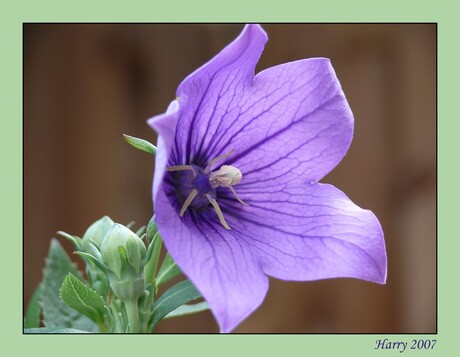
[148,24,387,332]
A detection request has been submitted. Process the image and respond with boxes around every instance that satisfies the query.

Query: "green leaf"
[60,273,105,324]
[165,301,209,319]
[143,232,162,287]
[146,215,157,244]
[155,253,181,287]
[126,221,136,229]
[123,134,157,155]
[57,231,82,250]
[41,239,98,332]
[149,280,202,330]
[74,251,110,273]
[136,226,146,237]
[88,243,102,261]
[141,236,155,267]
[24,284,43,328]
[24,327,89,334]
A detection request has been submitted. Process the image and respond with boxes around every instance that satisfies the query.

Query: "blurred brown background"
[24,23,436,333]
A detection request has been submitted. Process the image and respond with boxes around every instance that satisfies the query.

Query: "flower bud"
[101,224,146,301]
[82,216,115,251]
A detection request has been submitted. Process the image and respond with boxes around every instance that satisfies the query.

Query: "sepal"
[74,251,110,274]
[57,231,83,251]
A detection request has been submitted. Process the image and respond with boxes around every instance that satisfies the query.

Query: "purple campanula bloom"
[148,24,387,332]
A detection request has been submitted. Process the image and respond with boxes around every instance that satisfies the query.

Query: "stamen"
[206,194,231,230]
[167,164,197,174]
[228,185,249,206]
[168,152,245,229]
[180,189,198,216]
[204,150,234,174]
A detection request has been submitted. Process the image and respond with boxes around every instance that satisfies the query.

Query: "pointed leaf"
[85,237,101,251]
[24,284,43,328]
[60,273,105,324]
[136,226,146,237]
[74,251,110,273]
[41,239,98,332]
[141,236,155,267]
[88,243,102,260]
[156,253,181,287]
[165,301,209,319]
[24,327,89,333]
[146,215,157,244]
[57,231,82,250]
[144,232,162,286]
[149,280,202,330]
[123,134,157,155]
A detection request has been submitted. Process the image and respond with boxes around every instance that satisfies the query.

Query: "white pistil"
[166,151,248,230]
[209,165,248,206]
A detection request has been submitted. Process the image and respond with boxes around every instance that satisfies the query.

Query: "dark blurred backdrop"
[24,23,436,333]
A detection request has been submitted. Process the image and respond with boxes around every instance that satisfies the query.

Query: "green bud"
[82,216,115,251]
[101,224,147,302]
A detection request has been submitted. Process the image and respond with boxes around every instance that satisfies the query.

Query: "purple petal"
[171,24,268,166]
[148,100,180,201]
[171,24,353,185]
[222,183,387,284]
[228,58,353,187]
[154,185,269,333]
[177,24,267,99]
[148,24,386,333]
[154,179,386,332]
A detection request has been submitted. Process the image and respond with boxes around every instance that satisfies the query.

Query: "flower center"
[166,151,248,230]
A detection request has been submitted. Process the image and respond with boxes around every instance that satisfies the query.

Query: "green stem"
[98,322,110,333]
[110,301,123,333]
[124,300,141,333]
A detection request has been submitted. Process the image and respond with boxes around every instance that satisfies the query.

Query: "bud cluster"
[59,216,151,333]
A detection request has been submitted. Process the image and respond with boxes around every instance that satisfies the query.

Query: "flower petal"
[171,24,268,166]
[154,185,269,333]
[172,25,353,184]
[227,58,353,187]
[221,183,387,284]
[148,100,180,201]
[149,25,386,334]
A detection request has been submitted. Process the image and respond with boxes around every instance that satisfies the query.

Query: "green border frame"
[4,0,454,356]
